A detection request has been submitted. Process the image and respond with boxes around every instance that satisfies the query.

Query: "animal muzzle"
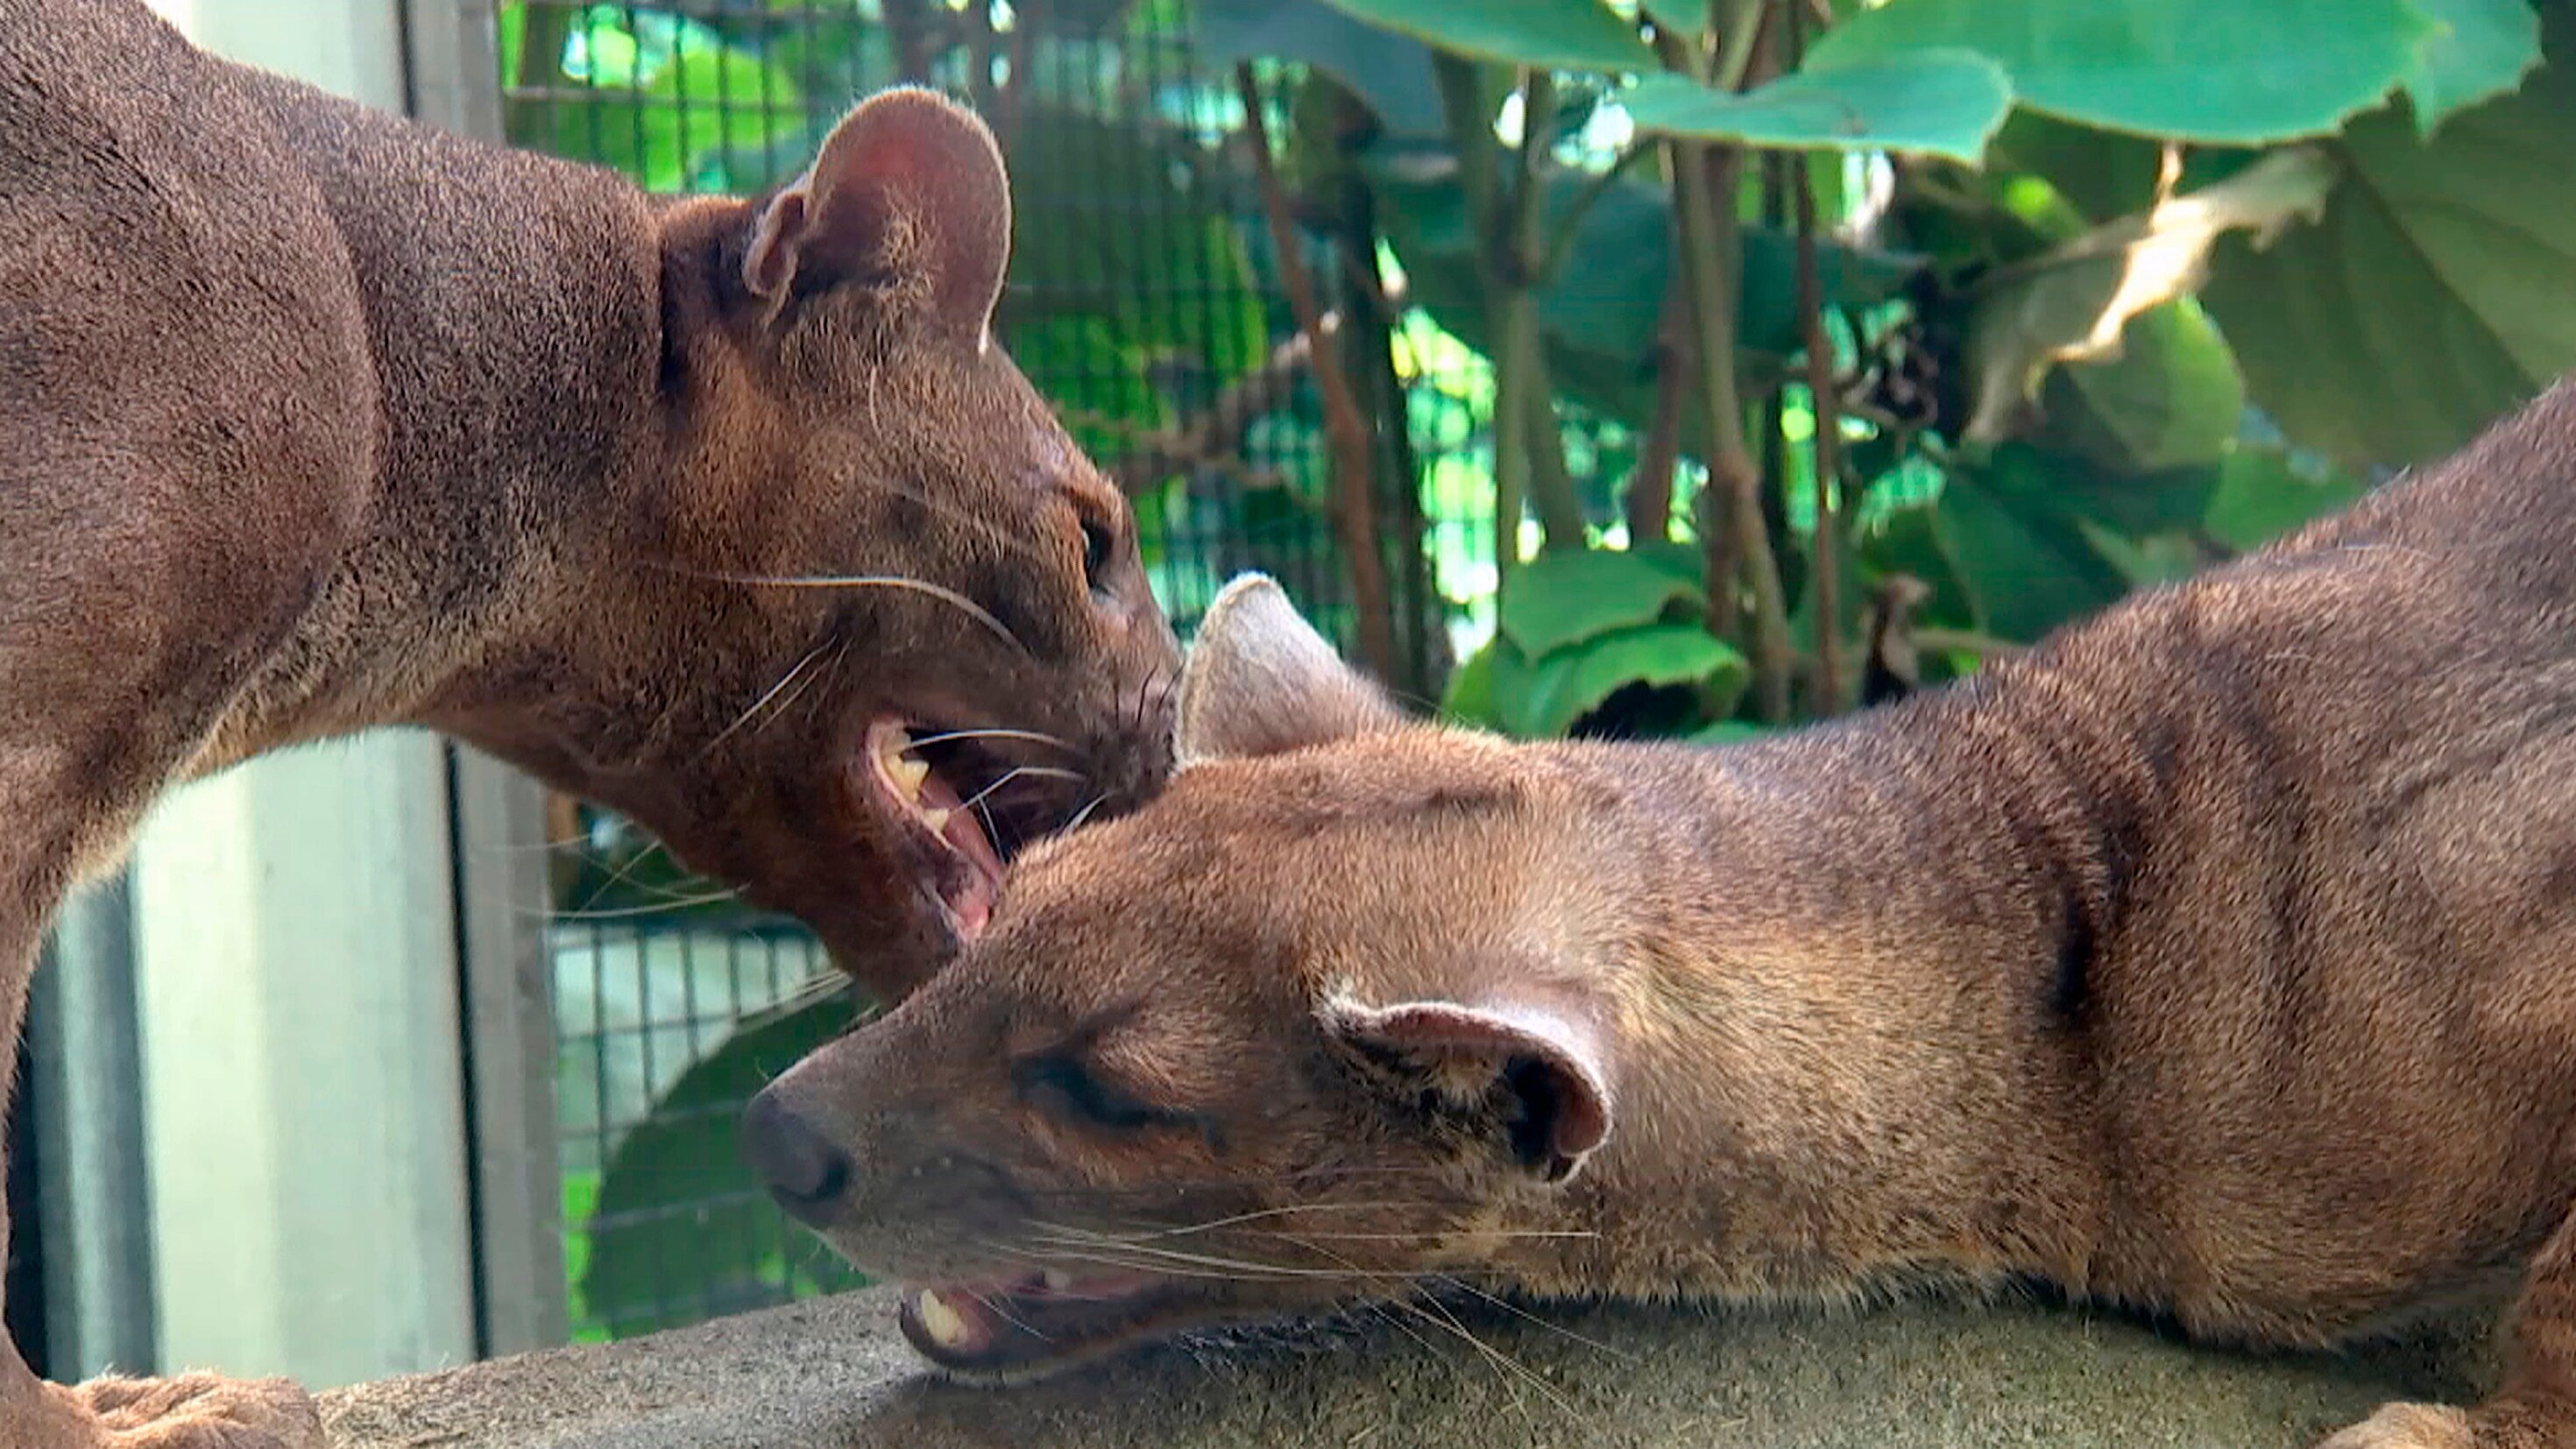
[741,1086,852,1228]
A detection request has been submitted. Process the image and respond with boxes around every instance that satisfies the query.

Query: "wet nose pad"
[741,1087,852,1228]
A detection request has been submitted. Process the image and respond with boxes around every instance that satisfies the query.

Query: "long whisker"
[534,888,743,922]
[964,1287,1051,1343]
[1094,1200,1487,1242]
[568,835,672,915]
[1290,1233,1577,1422]
[958,764,1087,813]
[1429,1274,1635,1362]
[1397,1295,1575,1419]
[1060,792,1112,834]
[983,1240,1300,1286]
[1023,1228,1392,1283]
[903,726,1079,755]
[676,568,1026,654]
[703,638,836,755]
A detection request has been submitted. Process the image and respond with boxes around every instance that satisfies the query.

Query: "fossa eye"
[1078,516,1115,587]
[1015,1052,1164,1132]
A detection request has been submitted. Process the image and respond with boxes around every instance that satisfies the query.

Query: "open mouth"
[858,717,1072,941]
[897,1269,1183,1380]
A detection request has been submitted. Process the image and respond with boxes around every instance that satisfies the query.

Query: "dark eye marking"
[1013,1052,1174,1133]
[1079,514,1115,586]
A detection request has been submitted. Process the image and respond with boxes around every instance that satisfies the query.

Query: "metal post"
[398,0,505,142]
[29,873,159,1377]
[447,746,568,1355]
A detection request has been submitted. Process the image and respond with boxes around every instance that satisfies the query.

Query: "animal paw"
[2314,1401,2477,1449]
[49,1372,324,1449]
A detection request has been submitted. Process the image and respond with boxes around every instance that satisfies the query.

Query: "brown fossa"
[0,1,1177,1443]
[747,378,2576,1447]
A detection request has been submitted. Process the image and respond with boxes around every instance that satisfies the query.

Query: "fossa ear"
[1321,992,1615,1184]
[744,87,1008,350]
[1175,574,1405,765]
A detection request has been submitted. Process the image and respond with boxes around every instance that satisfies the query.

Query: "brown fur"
[1,1,1178,1442]
[748,379,2576,1445]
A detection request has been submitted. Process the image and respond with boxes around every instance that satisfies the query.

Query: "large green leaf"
[2200,15,2576,468]
[1319,0,1656,74]
[2201,446,2370,552]
[1509,624,1747,738]
[1934,444,2216,641]
[1813,0,2437,144]
[1200,0,1449,137]
[2033,300,2245,473]
[1496,544,1704,657]
[1955,148,2332,456]
[1621,49,2012,164]
[1985,112,2169,223]
[581,996,862,1336]
[1936,474,2127,643]
[2404,0,2542,135]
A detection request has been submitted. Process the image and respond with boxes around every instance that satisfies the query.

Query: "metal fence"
[495,0,1617,1341]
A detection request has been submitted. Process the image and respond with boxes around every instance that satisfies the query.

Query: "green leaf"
[1858,499,1981,634]
[1936,473,2128,643]
[1978,442,2220,541]
[581,996,863,1336]
[1934,445,2217,641]
[2034,300,2245,473]
[1441,637,1506,729]
[2201,447,2370,552]
[1812,0,2438,144]
[2200,12,2576,467]
[1957,148,2332,452]
[1496,544,1705,657]
[1511,624,1747,738]
[1986,112,2169,223]
[2403,0,2542,136]
[1200,0,1450,137]
[1688,720,1773,746]
[1318,0,1656,73]
[1369,151,1920,440]
[1620,49,2013,164]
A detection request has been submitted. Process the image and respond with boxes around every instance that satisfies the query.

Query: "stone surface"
[320,1284,2494,1448]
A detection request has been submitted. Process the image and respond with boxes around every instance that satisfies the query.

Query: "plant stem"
[1627,271,1690,542]
[1431,58,1525,582]
[1509,69,1586,553]
[1234,64,1398,682]
[1785,0,1847,716]
[1662,11,1794,724]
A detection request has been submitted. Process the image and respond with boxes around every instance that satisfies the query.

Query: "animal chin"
[897,1269,1183,1380]
[858,717,1009,942]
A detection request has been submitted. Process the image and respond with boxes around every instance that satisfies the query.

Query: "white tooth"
[1041,1269,1074,1293]
[919,806,951,832]
[916,1289,971,1348]
[888,755,931,799]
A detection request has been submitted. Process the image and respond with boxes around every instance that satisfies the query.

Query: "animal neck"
[190,71,690,770]
[1517,668,2150,1307]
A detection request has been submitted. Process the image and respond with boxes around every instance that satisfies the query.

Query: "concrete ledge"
[320,1285,2490,1448]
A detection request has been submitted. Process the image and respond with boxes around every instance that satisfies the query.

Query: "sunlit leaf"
[1622,48,2012,164]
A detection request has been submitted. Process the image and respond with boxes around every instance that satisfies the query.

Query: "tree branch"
[1235,65,1398,682]
[1107,327,1319,495]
